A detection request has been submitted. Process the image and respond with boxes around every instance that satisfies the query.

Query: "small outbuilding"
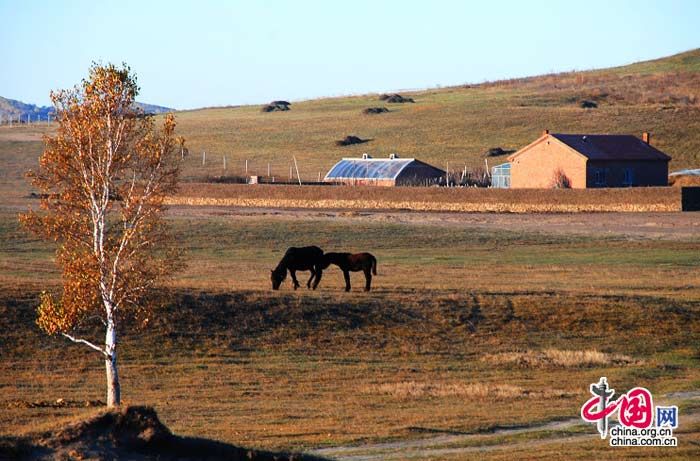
[491,163,511,188]
[506,130,671,188]
[324,154,445,186]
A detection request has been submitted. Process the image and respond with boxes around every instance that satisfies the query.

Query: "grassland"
[1,210,700,459]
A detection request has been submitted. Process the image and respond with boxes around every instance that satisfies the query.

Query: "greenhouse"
[491,162,511,188]
[324,154,445,186]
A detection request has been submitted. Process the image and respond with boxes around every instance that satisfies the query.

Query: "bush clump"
[485,147,515,157]
[379,93,414,103]
[363,107,389,114]
[336,135,370,146]
[261,101,291,112]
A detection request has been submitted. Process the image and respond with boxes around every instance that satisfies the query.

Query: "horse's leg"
[307,269,315,289]
[290,270,300,290]
[312,266,323,290]
[364,267,372,292]
[343,270,351,292]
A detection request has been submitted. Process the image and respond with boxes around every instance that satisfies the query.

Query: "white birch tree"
[20,63,183,407]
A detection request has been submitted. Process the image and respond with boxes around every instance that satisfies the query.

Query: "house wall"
[510,138,587,188]
[586,160,669,187]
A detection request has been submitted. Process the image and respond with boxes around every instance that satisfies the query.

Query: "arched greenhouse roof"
[324,157,418,180]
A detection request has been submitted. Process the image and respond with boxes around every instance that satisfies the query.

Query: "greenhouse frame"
[491,162,511,188]
[324,154,446,186]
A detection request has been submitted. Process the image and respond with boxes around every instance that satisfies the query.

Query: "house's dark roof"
[552,134,671,161]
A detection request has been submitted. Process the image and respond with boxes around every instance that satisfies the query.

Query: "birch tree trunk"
[104,314,121,406]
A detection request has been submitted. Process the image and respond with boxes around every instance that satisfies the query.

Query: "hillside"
[170,48,700,181]
[0,96,173,122]
[0,97,53,121]
[133,101,176,114]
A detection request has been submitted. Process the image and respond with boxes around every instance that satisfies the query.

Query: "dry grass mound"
[0,406,325,460]
[378,93,414,103]
[362,107,389,114]
[261,101,291,112]
[482,349,640,368]
[363,381,571,400]
[335,135,370,146]
[484,147,514,157]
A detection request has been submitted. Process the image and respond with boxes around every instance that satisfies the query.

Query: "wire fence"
[0,113,54,126]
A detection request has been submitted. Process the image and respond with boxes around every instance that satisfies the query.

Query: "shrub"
[550,168,572,189]
[363,107,389,114]
[335,135,370,146]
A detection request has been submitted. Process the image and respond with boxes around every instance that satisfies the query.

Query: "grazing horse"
[320,252,377,292]
[271,246,324,290]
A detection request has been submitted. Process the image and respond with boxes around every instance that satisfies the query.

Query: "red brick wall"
[510,137,587,188]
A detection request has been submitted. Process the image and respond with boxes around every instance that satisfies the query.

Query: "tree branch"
[62,333,108,357]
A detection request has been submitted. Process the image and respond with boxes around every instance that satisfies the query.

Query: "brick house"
[506,130,671,188]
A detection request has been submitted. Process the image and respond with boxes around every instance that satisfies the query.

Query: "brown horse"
[271,246,324,290]
[320,252,377,291]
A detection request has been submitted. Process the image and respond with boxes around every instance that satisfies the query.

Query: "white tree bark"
[104,312,120,406]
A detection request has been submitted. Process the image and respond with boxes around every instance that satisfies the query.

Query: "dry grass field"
[2,49,700,460]
[171,183,682,213]
[1,209,700,459]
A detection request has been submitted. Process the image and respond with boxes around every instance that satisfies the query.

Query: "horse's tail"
[371,256,377,275]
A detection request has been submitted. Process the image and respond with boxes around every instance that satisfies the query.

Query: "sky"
[1,0,698,110]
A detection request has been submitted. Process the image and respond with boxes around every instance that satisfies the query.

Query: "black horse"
[271,246,325,290]
[320,252,377,292]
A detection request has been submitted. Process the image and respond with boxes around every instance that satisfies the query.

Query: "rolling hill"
[0,96,174,122]
[0,96,54,121]
[170,48,700,181]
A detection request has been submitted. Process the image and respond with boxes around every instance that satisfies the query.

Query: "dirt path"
[7,202,698,240]
[309,391,700,460]
[165,206,700,241]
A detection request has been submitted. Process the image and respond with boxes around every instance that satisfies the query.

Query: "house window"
[623,168,634,186]
[594,168,607,186]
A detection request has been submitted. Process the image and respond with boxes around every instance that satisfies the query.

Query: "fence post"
[223,155,227,170]
[202,150,206,166]
[245,159,248,175]
[293,156,302,186]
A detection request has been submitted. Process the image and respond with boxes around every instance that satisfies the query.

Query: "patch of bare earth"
[0,406,326,461]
